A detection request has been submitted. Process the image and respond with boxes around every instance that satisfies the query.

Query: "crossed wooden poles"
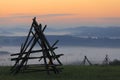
[81,56,92,65]
[102,54,110,65]
[11,17,63,74]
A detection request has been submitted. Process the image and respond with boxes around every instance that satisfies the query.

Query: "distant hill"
[46,27,120,38]
[1,26,120,38]
[0,51,10,55]
[71,27,120,38]
[0,26,120,47]
[0,35,120,48]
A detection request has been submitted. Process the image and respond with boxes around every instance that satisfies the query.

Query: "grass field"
[0,65,120,80]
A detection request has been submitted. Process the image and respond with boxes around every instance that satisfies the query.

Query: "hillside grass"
[0,65,120,80]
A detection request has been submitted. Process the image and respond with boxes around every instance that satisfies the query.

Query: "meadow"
[0,65,120,80]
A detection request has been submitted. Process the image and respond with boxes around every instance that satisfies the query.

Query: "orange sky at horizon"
[0,0,120,17]
[0,0,120,27]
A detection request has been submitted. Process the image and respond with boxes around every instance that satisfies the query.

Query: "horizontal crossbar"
[11,54,64,61]
[11,47,58,56]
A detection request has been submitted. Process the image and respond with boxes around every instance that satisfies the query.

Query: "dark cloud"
[99,17,120,21]
[8,13,74,18]
[0,13,75,25]
[40,14,74,17]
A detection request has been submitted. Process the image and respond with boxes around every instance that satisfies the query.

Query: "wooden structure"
[102,54,110,65]
[81,56,92,65]
[11,17,63,74]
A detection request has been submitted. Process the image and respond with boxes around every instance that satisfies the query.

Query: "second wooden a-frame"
[81,56,92,65]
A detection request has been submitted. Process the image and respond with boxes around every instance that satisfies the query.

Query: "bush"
[109,59,120,65]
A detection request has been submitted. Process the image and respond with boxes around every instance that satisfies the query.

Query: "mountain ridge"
[0,35,120,48]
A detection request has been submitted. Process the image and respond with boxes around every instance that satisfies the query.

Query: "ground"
[0,65,120,80]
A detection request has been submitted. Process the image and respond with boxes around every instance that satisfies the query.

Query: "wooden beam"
[11,54,64,61]
[11,47,58,56]
[42,25,47,32]
[52,40,59,48]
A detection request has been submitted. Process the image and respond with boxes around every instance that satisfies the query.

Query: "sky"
[0,0,120,35]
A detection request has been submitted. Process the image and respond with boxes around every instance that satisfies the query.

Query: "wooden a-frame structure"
[102,54,110,65]
[81,56,92,65]
[11,17,63,74]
